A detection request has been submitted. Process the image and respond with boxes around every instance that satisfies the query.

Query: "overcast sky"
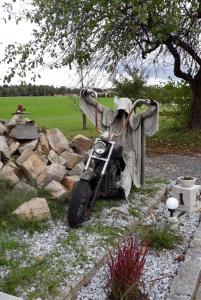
[0,1,176,88]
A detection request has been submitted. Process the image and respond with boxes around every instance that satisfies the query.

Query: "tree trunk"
[82,113,87,130]
[191,74,201,129]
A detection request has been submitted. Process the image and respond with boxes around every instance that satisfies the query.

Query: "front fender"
[80,170,98,182]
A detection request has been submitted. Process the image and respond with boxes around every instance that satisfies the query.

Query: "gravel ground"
[145,155,201,184]
[77,204,201,300]
[77,154,201,300]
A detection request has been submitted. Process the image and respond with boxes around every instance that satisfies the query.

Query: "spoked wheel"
[68,180,92,228]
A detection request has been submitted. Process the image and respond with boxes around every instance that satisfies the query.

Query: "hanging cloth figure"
[80,89,159,199]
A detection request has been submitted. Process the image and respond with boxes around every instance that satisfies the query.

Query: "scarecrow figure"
[80,88,159,199]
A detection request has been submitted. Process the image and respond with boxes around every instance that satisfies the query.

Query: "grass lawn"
[0,96,114,139]
[1,95,201,154]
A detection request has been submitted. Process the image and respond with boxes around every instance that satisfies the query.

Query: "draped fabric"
[80,92,159,198]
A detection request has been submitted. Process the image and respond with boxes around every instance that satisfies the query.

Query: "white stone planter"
[177,176,196,187]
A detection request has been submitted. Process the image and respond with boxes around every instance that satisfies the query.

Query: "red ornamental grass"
[106,236,149,300]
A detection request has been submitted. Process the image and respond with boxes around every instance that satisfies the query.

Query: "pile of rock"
[0,114,93,221]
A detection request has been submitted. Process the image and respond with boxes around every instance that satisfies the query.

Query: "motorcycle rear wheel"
[68,180,92,228]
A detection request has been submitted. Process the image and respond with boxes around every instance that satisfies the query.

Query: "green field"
[1,95,201,154]
[0,96,114,139]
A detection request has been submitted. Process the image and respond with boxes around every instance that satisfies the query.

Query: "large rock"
[0,123,8,135]
[13,182,37,196]
[46,128,70,154]
[0,161,3,170]
[21,152,46,180]
[9,141,20,155]
[0,136,11,159]
[62,175,80,191]
[12,197,51,221]
[68,161,85,176]
[60,151,84,169]
[36,133,50,156]
[71,134,93,154]
[45,180,69,199]
[18,139,38,154]
[0,166,19,183]
[37,163,65,187]
[9,124,38,140]
[16,148,34,166]
[48,150,66,165]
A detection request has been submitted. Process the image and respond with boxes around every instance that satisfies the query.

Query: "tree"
[113,65,146,99]
[2,0,201,128]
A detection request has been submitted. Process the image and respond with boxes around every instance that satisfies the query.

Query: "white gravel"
[77,204,201,300]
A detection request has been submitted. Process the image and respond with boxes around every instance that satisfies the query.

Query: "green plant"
[181,176,194,180]
[136,223,182,250]
[128,208,140,218]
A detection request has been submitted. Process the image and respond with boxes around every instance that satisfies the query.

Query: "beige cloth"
[80,91,159,198]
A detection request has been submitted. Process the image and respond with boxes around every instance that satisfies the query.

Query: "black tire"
[68,180,92,228]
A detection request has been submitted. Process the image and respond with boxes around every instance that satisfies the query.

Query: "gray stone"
[16,148,34,166]
[0,136,11,158]
[36,132,50,156]
[0,161,3,170]
[13,197,51,221]
[21,152,46,180]
[18,139,38,154]
[37,163,65,187]
[166,296,191,300]
[45,180,69,199]
[0,292,22,300]
[9,141,20,155]
[68,161,85,176]
[60,151,84,169]
[13,182,37,196]
[9,124,38,140]
[46,128,70,154]
[71,134,93,154]
[0,166,19,183]
[48,149,66,165]
[168,249,201,299]
[0,123,8,135]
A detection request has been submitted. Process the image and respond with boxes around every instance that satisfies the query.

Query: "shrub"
[106,236,149,300]
[136,223,182,250]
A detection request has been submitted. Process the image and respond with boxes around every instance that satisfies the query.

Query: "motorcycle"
[68,89,155,228]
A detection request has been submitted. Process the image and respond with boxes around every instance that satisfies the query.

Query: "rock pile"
[0,112,93,220]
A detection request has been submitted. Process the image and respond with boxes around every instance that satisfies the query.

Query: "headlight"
[94,141,106,155]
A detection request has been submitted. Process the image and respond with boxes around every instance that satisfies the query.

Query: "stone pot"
[177,176,196,187]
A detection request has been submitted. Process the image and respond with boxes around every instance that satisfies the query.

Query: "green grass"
[0,95,113,139]
[136,223,182,250]
[82,223,124,245]
[128,207,140,218]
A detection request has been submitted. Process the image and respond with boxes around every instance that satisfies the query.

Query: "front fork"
[89,174,104,209]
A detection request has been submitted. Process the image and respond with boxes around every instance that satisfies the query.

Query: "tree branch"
[171,35,201,66]
[165,42,193,84]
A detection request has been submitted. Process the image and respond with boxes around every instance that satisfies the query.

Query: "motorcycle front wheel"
[68,180,92,228]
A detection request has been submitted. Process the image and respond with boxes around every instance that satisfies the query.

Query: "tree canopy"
[2,0,201,127]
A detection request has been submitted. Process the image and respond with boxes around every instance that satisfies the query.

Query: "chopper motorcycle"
[68,89,155,228]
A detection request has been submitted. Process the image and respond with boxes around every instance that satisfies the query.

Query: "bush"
[136,223,182,250]
[106,236,149,300]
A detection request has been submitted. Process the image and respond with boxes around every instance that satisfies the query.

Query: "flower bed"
[77,204,201,300]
